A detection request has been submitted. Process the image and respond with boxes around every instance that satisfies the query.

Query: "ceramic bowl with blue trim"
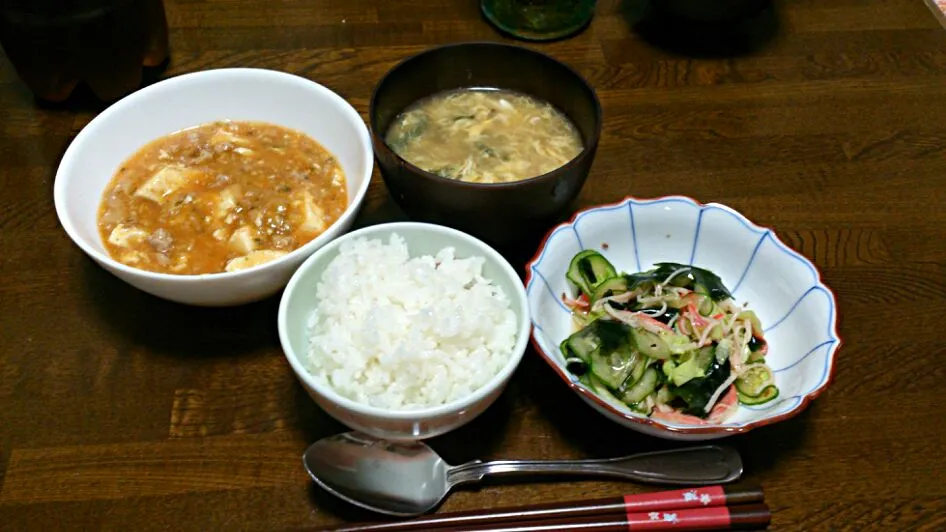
[525,196,841,440]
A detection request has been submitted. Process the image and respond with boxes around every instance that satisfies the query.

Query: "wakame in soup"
[385,88,583,184]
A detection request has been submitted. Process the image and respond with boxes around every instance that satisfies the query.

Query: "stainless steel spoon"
[302,432,743,517]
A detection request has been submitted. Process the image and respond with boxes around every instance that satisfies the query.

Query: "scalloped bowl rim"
[524,195,842,436]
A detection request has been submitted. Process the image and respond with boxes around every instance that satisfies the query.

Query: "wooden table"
[2,1,945,529]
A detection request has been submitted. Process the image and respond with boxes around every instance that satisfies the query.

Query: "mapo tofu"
[97,121,347,275]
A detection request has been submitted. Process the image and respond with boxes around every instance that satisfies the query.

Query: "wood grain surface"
[1,0,945,530]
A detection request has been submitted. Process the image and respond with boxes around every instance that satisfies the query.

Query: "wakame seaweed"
[588,319,631,354]
[669,360,732,417]
[748,335,765,352]
[625,262,733,302]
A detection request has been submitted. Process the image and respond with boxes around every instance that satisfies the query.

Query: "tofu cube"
[224,250,288,272]
[215,185,241,219]
[299,191,327,233]
[228,226,257,255]
[108,224,149,248]
[134,166,199,204]
[210,129,249,147]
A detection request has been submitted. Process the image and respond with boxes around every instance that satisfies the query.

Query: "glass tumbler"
[0,0,169,103]
[481,0,597,41]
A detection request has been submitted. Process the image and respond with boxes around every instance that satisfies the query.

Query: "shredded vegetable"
[559,252,780,424]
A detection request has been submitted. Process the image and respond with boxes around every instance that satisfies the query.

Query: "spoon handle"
[446,445,742,488]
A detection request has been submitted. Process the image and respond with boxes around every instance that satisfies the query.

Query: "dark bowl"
[369,42,602,246]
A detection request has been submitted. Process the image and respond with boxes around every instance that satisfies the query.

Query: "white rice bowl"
[305,233,518,410]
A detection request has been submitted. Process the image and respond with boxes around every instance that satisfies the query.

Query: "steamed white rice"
[306,233,518,410]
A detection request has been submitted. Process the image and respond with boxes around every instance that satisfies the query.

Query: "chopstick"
[319,483,766,532]
[440,504,771,531]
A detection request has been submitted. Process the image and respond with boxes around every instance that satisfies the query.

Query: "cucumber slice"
[666,347,712,387]
[661,359,676,379]
[694,282,710,297]
[738,385,779,405]
[588,374,626,409]
[698,296,715,316]
[695,346,715,371]
[590,275,630,303]
[620,367,659,404]
[570,310,598,330]
[668,360,731,416]
[738,310,764,337]
[560,326,602,363]
[631,329,671,359]
[567,250,617,295]
[632,328,693,359]
[629,352,647,384]
[578,372,593,387]
[735,365,775,397]
[709,324,724,341]
[656,385,674,405]
[590,350,636,389]
[664,330,695,355]
[668,270,693,287]
[746,350,766,364]
[561,319,631,365]
[715,338,732,364]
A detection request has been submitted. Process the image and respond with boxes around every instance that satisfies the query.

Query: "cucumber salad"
[559,251,779,424]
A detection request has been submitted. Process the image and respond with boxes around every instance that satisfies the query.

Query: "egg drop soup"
[384,88,583,184]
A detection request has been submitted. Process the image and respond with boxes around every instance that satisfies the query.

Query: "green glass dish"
[481,0,597,41]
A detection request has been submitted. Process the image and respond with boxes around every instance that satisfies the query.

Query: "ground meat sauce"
[97,121,347,275]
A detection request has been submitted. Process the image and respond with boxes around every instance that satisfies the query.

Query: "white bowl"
[525,196,841,441]
[54,68,374,306]
[278,222,531,441]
